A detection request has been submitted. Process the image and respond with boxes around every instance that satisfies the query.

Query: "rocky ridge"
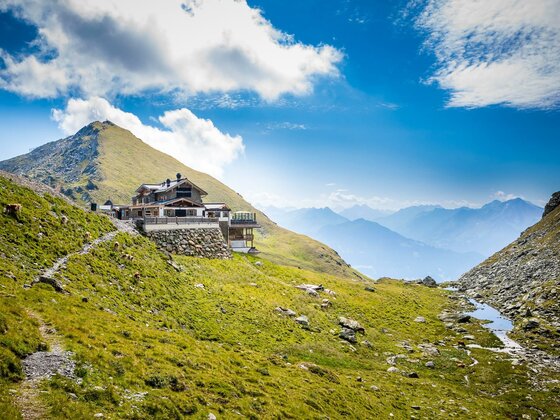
[0,123,105,201]
[458,192,560,352]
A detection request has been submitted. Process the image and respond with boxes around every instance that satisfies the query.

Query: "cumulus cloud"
[414,0,560,109]
[0,0,342,101]
[52,97,244,178]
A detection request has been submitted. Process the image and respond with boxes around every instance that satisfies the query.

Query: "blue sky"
[0,0,558,210]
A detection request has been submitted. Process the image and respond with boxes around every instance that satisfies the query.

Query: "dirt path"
[36,230,119,284]
[17,226,127,417]
[36,218,138,282]
[14,312,75,420]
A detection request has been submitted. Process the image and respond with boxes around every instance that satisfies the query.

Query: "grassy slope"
[86,122,360,278]
[1,176,559,419]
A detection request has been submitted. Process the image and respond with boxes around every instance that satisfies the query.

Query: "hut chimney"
[166,178,171,187]
[176,173,182,181]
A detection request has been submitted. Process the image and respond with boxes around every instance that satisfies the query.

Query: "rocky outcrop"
[146,228,231,259]
[543,191,560,218]
[458,194,560,350]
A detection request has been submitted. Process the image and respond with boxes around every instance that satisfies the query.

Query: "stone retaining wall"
[146,227,231,259]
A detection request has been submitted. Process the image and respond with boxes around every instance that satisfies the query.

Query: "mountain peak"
[482,197,536,210]
[73,120,117,138]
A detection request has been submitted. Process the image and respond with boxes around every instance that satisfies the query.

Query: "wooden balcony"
[140,216,219,225]
[230,212,260,228]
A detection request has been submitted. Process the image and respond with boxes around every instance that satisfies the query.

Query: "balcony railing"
[230,212,258,225]
[138,216,219,225]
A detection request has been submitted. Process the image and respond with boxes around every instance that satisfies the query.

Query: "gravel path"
[15,313,75,420]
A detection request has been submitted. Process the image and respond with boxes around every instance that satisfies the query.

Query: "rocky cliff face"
[458,192,560,353]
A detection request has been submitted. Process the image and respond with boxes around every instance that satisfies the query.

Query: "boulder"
[295,315,309,326]
[275,307,296,317]
[456,314,471,323]
[296,284,324,292]
[523,318,540,330]
[421,276,437,287]
[414,316,426,323]
[339,317,365,333]
[339,327,357,343]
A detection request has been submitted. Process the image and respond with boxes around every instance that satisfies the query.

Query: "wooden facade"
[116,174,261,253]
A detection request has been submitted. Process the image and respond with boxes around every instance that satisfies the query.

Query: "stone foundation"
[146,227,231,259]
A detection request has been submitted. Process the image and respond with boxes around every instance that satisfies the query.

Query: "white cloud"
[491,191,522,201]
[247,185,488,212]
[0,0,342,101]
[266,122,307,131]
[52,97,244,178]
[326,189,399,211]
[414,0,560,109]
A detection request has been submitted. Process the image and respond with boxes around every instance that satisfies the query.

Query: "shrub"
[145,374,168,388]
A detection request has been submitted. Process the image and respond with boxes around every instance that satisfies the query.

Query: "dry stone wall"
[146,227,231,259]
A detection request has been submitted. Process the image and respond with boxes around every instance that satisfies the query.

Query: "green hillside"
[1,175,559,418]
[0,121,359,278]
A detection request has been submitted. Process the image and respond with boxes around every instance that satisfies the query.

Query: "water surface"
[466,299,518,346]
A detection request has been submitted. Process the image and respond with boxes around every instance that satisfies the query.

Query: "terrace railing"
[230,213,258,225]
[139,216,219,225]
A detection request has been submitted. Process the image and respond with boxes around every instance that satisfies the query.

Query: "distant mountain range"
[377,199,542,255]
[261,199,543,281]
[315,218,481,281]
[262,206,348,237]
[338,204,393,221]
[261,206,482,281]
